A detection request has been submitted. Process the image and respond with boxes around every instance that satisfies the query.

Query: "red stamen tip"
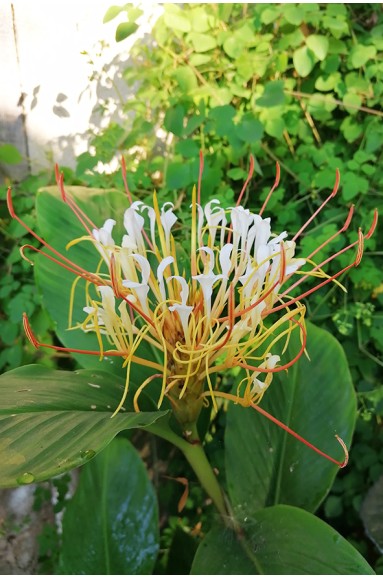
[121,155,126,176]
[275,161,281,187]
[259,160,280,216]
[365,208,378,240]
[249,154,255,178]
[199,149,204,172]
[6,187,16,218]
[54,163,60,184]
[335,435,349,468]
[121,156,132,204]
[20,245,35,266]
[342,204,354,232]
[355,228,364,267]
[236,155,255,208]
[58,173,67,202]
[331,169,340,198]
[23,313,39,349]
[110,253,120,297]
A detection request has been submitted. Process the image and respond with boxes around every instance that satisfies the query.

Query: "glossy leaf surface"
[59,438,159,574]
[0,365,166,487]
[225,322,356,515]
[191,505,374,574]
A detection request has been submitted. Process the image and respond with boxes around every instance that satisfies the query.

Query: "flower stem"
[146,421,228,518]
[181,424,228,517]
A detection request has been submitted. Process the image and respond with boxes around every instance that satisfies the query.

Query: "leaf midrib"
[273,360,299,505]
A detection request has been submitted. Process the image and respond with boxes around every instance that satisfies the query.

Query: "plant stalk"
[146,421,228,518]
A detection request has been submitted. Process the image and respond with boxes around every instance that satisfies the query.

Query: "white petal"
[157,256,174,301]
[169,275,190,306]
[161,202,177,248]
[141,205,156,247]
[169,303,193,337]
[286,258,306,276]
[269,231,288,246]
[198,246,215,273]
[219,243,233,278]
[123,204,145,249]
[92,218,116,246]
[130,254,151,285]
[265,353,280,369]
[252,215,271,254]
[121,234,137,250]
[122,280,149,314]
[192,203,205,244]
[192,271,222,318]
[205,199,226,245]
[252,377,267,394]
[97,285,115,310]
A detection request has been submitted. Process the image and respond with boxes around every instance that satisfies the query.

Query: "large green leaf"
[58,438,159,574]
[0,365,166,487]
[225,322,356,515]
[34,186,156,377]
[191,505,374,574]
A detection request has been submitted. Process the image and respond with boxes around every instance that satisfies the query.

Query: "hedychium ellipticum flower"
[7,153,378,468]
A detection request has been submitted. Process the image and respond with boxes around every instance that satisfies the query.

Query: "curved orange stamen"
[23,312,125,357]
[23,313,164,372]
[219,279,279,323]
[120,294,155,328]
[238,319,307,374]
[109,253,121,296]
[8,188,95,279]
[292,169,340,242]
[276,228,365,308]
[259,161,280,216]
[227,156,255,245]
[365,208,378,240]
[236,155,255,207]
[20,244,103,285]
[121,156,133,205]
[304,204,355,264]
[55,168,96,234]
[23,313,39,348]
[250,400,348,468]
[355,228,364,266]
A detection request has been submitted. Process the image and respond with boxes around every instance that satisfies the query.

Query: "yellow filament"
[205,351,217,411]
[152,191,167,256]
[68,275,83,328]
[133,374,162,412]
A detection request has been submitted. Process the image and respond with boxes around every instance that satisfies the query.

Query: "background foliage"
[1,2,382,573]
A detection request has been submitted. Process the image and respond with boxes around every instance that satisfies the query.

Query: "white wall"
[0,0,162,181]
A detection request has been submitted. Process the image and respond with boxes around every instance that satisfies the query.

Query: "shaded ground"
[0,486,52,574]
